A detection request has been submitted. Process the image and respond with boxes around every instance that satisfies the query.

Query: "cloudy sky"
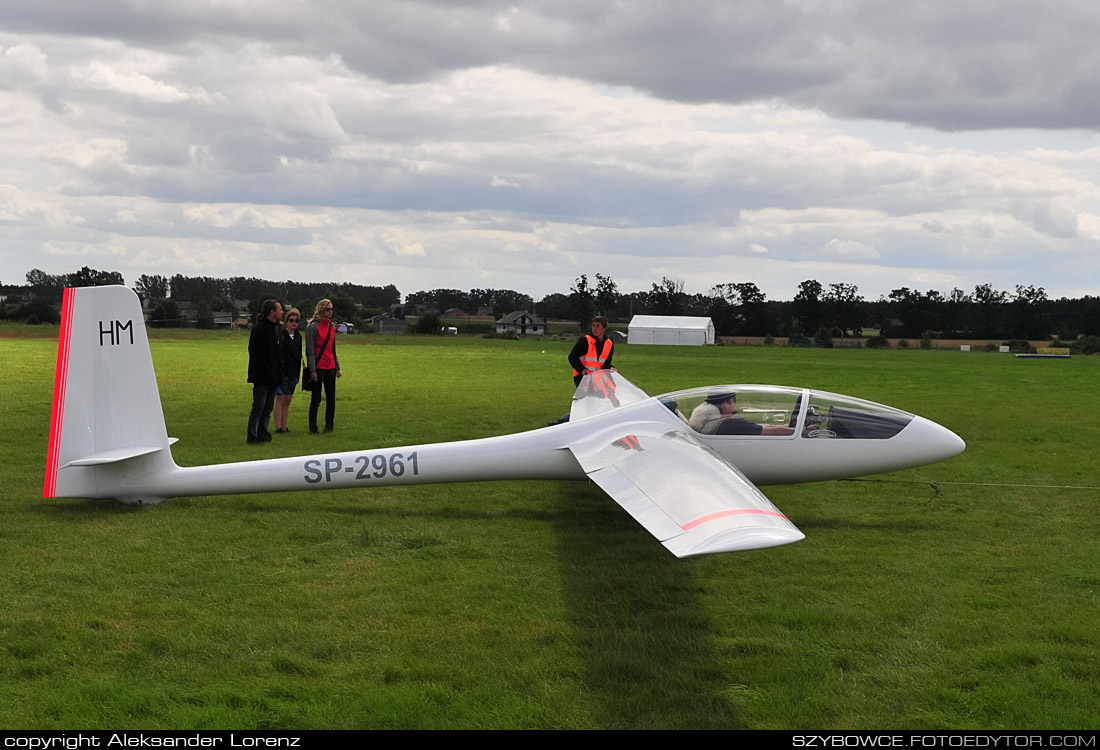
[2,0,1099,302]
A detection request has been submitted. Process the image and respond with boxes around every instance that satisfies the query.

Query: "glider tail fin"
[44,286,177,503]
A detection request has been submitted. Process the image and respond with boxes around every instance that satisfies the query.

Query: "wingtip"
[664,525,805,558]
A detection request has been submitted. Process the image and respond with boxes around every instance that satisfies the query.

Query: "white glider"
[44,286,965,557]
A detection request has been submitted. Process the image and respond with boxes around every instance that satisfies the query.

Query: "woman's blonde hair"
[310,298,332,323]
[282,307,300,326]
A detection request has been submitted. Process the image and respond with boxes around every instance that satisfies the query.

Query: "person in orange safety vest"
[568,315,615,387]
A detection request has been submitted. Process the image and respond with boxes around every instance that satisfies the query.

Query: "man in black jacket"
[247,299,283,444]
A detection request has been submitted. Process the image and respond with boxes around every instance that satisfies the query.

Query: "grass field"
[2,326,1099,729]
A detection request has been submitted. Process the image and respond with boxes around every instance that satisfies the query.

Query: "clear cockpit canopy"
[655,385,916,439]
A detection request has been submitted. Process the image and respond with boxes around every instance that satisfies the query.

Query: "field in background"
[3,328,1099,729]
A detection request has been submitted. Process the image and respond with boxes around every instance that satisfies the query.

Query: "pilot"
[688,391,794,436]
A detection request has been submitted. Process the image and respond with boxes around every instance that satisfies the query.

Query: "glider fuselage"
[83,387,963,504]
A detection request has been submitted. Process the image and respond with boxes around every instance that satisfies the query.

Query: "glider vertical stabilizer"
[44,286,177,503]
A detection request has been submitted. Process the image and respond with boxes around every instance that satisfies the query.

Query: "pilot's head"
[706,391,738,415]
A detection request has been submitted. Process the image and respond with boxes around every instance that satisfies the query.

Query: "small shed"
[370,315,407,335]
[628,315,715,346]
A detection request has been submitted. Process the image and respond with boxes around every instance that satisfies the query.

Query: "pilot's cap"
[705,390,737,404]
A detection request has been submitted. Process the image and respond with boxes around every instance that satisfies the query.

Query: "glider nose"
[903,416,966,465]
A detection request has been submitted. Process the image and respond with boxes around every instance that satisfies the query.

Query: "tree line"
[6,266,1100,343]
[6,268,401,329]
[541,274,1100,343]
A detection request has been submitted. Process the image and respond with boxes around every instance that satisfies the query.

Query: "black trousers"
[309,368,337,431]
[247,384,276,440]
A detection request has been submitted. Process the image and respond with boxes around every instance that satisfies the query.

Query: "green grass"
[2,327,1099,728]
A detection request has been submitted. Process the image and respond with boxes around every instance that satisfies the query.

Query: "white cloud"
[69,60,219,104]
[821,238,879,260]
[0,42,48,84]
[381,227,426,257]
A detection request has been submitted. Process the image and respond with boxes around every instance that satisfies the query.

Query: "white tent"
[628,315,715,346]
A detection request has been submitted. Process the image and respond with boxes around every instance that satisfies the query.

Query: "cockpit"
[655,385,916,440]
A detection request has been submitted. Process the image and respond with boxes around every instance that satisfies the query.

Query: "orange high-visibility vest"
[572,335,613,377]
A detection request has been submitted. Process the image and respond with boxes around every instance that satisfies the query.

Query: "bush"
[195,302,215,330]
[896,338,910,350]
[1002,339,1036,354]
[813,326,834,348]
[866,335,890,349]
[413,312,442,334]
[1071,335,1100,355]
[920,331,933,350]
[150,300,181,328]
[15,298,60,325]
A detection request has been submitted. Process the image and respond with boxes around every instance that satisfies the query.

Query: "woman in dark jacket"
[273,307,303,434]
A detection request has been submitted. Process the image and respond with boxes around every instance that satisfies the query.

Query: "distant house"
[496,311,546,336]
[370,314,407,334]
[476,305,494,318]
[444,307,469,318]
[390,303,430,318]
[213,312,236,328]
[628,315,715,346]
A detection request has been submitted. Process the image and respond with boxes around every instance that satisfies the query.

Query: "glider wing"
[569,370,653,421]
[567,400,804,557]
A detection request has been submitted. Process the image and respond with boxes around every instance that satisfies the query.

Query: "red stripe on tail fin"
[44,287,75,497]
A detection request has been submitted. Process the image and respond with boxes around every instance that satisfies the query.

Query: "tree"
[25,269,66,304]
[469,288,535,319]
[650,277,686,316]
[68,266,124,288]
[1008,285,1049,340]
[21,297,61,324]
[886,287,929,338]
[733,282,772,335]
[972,283,1008,338]
[822,283,865,337]
[791,279,823,335]
[327,290,359,325]
[943,287,971,336]
[707,282,772,336]
[594,273,619,320]
[169,274,230,303]
[707,283,739,335]
[536,292,570,320]
[569,275,596,327]
[195,301,215,330]
[134,274,169,303]
[414,311,441,334]
[149,300,181,328]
